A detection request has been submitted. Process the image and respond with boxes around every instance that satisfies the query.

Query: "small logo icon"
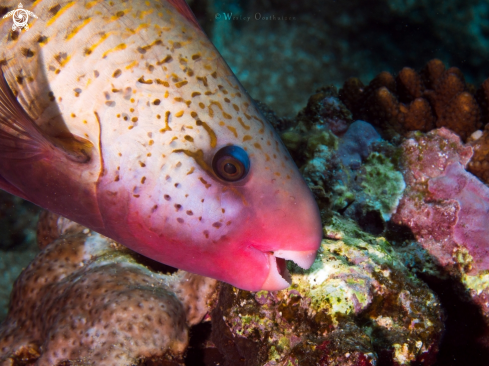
[3,3,38,32]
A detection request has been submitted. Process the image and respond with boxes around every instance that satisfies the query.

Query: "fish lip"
[273,249,317,269]
[261,249,318,291]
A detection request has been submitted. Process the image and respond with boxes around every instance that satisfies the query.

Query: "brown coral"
[0,212,218,366]
[468,126,489,183]
[339,59,487,141]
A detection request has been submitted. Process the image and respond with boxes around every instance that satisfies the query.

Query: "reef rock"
[392,128,489,324]
[0,212,218,366]
[211,215,444,366]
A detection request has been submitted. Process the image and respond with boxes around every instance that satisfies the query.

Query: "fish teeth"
[273,249,317,269]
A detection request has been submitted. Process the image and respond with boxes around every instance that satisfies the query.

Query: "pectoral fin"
[0,69,93,163]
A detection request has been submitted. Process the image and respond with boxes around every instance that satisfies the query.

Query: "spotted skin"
[0,0,322,291]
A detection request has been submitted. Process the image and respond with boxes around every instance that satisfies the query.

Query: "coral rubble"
[0,212,218,366]
[211,215,443,366]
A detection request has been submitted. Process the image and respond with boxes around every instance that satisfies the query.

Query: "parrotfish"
[0,0,321,291]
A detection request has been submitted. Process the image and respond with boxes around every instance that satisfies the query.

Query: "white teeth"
[261,255,291,291]
[273,249,317,269]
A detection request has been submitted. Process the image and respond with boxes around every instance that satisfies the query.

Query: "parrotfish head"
[89,1,323,292]
[0,0,322,292]
[99,93,322,292]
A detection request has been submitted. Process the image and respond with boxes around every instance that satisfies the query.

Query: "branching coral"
[339,59,487,141]
[0,212,218,366]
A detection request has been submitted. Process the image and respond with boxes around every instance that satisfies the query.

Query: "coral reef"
[211,214,443,366]
[0,212,218,366]
[467,124,489,183]
[280,90,405,234]
[339,59,488,141]
[391,128,489,324]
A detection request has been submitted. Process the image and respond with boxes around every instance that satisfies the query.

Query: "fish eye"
[212,145,250,182]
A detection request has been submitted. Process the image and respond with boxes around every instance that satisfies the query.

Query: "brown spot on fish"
[49,4,61,16]
[243,135,252,142]
[156,79,170,87]
[21,48,34,58]
[175,111,184,117]
[187,69,195,77]
[153,99,161,105]
[186,210,193,216]
[199,177,211,189]
[173,42,182,49]
[113,69,122,78]
[203,230,209,238]
[184,135,193,142]
[156,114,161,119]
[212,222,222,229]
[139,162,146,167]
[15,76,23,85]
[152,205,158,212]
[224,98,230,103]
[192,53,201,60]
[138,76,153,84]
[227,126,238,138]
[94,70,100,78]
[54,52,69,66]
[223,112,232,120]
[132,117,138,122]
[160,111,172,133]
[232,104,239,112]
[211,71,217,79]
[187,167,195,175]
[254,143,262,149]
[0,59,6,66]
[157,55,172,64]
[195,120,217,148]
[175,80,188,88]
[141,177,146,184]
[9,31,19,42]
[196,76,208,87]
[164,195,171,201]
[198,102,205,109]
[133,194,140,198]
[237,117,250,130]
[177,218,184,224]
[174,204,182,211]
[105,101,115,107]
[191,92,201,98]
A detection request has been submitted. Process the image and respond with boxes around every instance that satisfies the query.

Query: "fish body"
[0,0,321,291]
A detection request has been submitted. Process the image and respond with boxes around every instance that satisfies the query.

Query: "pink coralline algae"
[0,212,218,366]
[392,128,489,321]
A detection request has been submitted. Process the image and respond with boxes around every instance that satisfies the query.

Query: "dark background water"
[189,0,489,117]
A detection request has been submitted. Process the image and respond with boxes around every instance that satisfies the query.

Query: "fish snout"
[250,179,323,291]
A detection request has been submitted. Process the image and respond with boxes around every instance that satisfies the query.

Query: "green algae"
[360,152,406,221]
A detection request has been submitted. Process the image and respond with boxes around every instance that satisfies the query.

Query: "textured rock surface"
[0,212,218,366]
[211,214,443,366]
[392,128,489,325]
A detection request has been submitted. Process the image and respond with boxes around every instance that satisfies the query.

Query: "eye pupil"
[223,163,237,175]
[212,145,250,182]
